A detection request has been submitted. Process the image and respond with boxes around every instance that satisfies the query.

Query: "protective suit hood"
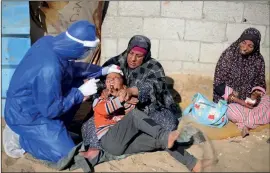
[52,20,99,60]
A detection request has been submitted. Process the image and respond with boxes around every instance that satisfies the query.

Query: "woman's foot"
[79,148,100,160]
[241,126,249,138]
[192,159,218,172]
[168,131,180,149]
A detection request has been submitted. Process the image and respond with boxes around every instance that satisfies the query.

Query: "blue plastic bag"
[183,93,228,128]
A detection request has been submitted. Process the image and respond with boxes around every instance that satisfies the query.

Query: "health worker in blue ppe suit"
[4,20,121,162]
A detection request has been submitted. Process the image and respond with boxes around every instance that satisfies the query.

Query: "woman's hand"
[117,89,139,105]
[237,99,254,109]
[125,87,139,101]
[118,89,128,102]
[126,97,139,105]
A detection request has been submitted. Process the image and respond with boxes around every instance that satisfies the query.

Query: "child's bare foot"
[79,148,100,160]
[168,131,180,149]
[241,126,249,138]
[192,159,218,172]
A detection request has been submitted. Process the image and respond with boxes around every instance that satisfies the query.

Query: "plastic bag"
[3,125,25,158]
[183,93,228,128]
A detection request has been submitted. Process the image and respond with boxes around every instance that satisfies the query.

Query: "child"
[245,88,263,107]
[80,70,210,172]
[93,71,179,154]
[216,84,270,138]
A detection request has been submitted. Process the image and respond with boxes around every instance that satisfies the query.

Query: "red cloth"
[132,46,147,55]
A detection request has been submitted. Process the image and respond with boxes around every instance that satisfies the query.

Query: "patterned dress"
[222,86,270,129]
[213,28,269,130]
[213,28,266,103]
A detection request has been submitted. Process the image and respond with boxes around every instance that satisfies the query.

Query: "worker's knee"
[51,140,75,161]
[20,131,75,162]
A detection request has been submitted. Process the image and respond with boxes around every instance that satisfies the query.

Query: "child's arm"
[93,97,124,117]
[247,90,262,107]
[215,84,253,109]
[124,102,136,114]
[228,94,254,109]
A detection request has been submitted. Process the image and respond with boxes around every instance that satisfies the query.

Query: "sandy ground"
[2,127,269,172]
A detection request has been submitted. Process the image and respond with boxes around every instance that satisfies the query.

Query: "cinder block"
[159,61,182,73]
[185,21,226,42]
[261,47,270,67]
[199,43,226,63]
[264,26,270,47]
[117,38,129,54]
[181,62,216,76]
[266,67,270,78]
[119,1,160,17]
[244,3,269,25]
[143,18,185,40]
[106,1,118,16]
[117,38,159,58]
[226,23,266,43]
[203,1,244,22]
[102,17,143,38]
[245,1,270,4]
[161,1,203,19]
[159,40,200,61]
[101,38,117,59]
[150,39,160,59]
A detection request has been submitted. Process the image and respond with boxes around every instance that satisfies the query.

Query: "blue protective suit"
[4,21,102,162]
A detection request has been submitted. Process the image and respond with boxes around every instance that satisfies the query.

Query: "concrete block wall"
[101,1,270,77]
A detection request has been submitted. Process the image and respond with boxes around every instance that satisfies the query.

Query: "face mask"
[79,47,97,60]
[79,49,92,59]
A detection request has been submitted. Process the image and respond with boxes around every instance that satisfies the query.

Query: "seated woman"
[82,35,180,148]
[213,28,270,137]
[102,35,180,131]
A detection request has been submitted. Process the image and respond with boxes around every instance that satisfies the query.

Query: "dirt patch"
[2,129,269,172]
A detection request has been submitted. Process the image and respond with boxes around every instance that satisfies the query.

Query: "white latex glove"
[78,78,100,96]
[102,65,123,76]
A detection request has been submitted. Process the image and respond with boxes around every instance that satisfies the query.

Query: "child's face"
[105,73,124,94]
[251,90,263,100]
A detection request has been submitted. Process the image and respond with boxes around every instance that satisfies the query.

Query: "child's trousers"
[100,109,197,171]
